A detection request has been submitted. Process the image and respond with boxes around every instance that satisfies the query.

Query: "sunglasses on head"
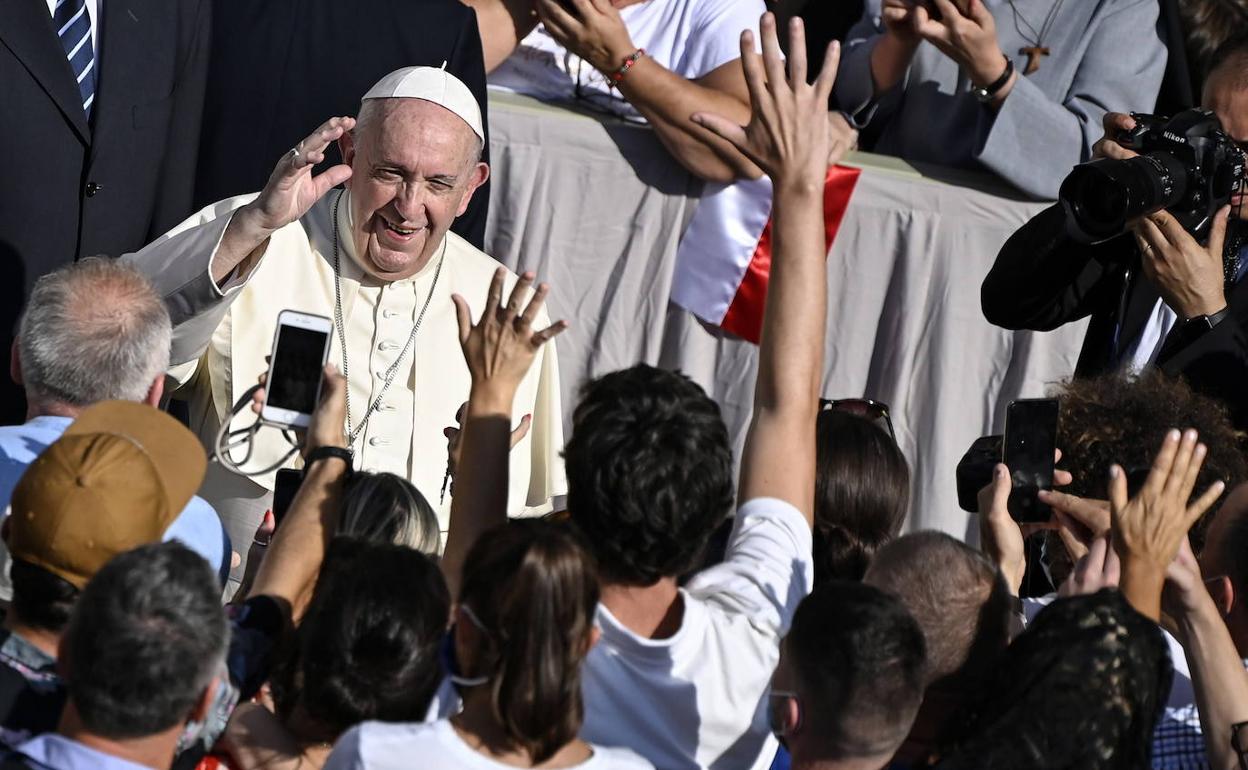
[819,398,896,441]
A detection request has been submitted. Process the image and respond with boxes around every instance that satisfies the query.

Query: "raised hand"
[692,14,839,189]
[244,117,356,233]
[913,0,1007,89]
[1110,429,1225,570]
[452,268,568,400]
[214,117,356,284]
[1110,429,1225,620]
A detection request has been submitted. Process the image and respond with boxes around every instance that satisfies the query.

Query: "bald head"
[17,258,171,408]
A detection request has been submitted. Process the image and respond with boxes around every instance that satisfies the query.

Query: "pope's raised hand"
[214,117,356,285]
[246,116,356,233]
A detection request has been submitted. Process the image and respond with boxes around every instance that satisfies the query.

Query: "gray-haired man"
[0,258,230,594]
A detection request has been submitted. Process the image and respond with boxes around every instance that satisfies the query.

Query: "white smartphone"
[261,311,334,428]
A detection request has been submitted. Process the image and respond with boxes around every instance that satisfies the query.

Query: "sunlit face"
[340,99,489,281]
[1203,68,1248,217]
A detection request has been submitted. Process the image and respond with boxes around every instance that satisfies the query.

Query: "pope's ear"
[338,130,357,168]
[455,162,490,218]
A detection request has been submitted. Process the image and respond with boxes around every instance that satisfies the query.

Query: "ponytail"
[459,520,599,763]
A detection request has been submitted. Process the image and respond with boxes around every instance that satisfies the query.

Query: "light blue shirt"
[0,416,230,583]
[15,733,152,770]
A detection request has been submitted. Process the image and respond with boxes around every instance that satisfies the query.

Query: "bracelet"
[608,49,646,85]
[305,445,353,473]
[972,56,1014,104]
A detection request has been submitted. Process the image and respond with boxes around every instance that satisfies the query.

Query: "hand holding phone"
[1003,398,1059,523]
[262,311,333,429]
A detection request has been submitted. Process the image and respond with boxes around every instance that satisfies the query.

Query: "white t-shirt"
[580,497,814,770]
[324,718,653,770]
[488,0,764,120]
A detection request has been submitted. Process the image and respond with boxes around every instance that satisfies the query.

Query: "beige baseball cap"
[6,401,207,589]
[362,65,484,142]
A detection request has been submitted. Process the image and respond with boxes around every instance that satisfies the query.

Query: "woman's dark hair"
[813,410,910,583]
[565,365,734,585]
[338,471,441,554]
[458,519,600,764]
[270,537,450,743]
[9,558,80,633]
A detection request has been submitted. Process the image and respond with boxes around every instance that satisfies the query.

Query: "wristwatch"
[973,56,1015,103]
[305,445,353,473]
[1181,306,1231,333]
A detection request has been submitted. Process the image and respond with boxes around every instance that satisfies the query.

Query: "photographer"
[982,35,1248,432]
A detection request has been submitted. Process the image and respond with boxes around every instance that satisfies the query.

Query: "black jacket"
[192,0,491,249]
[982,204,1248,431]
[0,0,211,424]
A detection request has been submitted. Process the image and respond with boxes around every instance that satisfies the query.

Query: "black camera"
[1059,109,1244,244]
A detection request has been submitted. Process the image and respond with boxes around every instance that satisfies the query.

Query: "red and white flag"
[671,165,862,343]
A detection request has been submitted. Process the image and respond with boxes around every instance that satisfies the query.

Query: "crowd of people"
[3,0,1248,769]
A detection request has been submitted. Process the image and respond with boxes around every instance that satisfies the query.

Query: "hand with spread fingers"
[1131,206,1230,321]
[692,14,840,189]
[452,268,569,402]
[216,116,357,283]
[1110,429,1226,620]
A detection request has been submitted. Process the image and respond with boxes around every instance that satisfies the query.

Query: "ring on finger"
[289,146,303,166]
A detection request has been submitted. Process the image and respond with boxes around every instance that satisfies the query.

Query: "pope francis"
[124,67,565,583]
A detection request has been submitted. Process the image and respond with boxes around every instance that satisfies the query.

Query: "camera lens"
[1059,153,1188,242]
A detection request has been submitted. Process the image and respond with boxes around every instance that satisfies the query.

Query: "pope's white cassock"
[123,188,566,560]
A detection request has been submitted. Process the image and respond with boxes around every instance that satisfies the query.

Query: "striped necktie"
[53,0,95,118]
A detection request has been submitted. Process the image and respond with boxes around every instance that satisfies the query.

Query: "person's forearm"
[1180,598,1248,770]
[1119,560,1165,621]
[461,0,540,72]
[869,33,918,95]
[738,180,826,521]
[616,58,761,182]
[213,205,276,284]
[246,458,348,619]
[442,383,516,599]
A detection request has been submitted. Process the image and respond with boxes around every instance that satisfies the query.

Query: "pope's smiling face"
[339,98,488,281]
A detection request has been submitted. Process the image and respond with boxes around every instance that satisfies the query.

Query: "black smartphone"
[1002,398,1059,523]
[271,468,303,529]
[262,311,333,428]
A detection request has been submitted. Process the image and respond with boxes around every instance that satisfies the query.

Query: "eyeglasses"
[819,398,896,441]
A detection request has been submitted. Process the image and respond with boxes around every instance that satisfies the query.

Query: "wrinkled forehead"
[357,98,480,169]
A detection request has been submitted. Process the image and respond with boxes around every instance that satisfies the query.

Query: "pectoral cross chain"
[1019,46,1050,75]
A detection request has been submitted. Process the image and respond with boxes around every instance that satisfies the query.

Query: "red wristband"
[608,49,646,85]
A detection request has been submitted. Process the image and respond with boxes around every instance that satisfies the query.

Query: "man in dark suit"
[193,0,491,249]
[982,35,1248,432]
[0,0,211,425]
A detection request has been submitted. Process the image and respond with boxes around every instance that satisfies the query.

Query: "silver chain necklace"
[331,190,444,446]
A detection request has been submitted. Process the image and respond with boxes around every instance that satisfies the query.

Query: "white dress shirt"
[44,0,100,59]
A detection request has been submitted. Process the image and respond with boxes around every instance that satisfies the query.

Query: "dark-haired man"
[0,402,208,748]
[983,34,1248,432]
[769,581,927,770]
[6,542,228,770]
[435,12,844,770]
[863,532,1013,767]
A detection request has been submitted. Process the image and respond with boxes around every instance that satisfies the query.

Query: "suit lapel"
[0,0,90,142]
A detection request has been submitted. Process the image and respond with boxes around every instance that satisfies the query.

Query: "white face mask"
[445,604,490,688]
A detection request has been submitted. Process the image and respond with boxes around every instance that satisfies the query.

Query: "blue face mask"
[767,690,801,749]
[440,604,490,688]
